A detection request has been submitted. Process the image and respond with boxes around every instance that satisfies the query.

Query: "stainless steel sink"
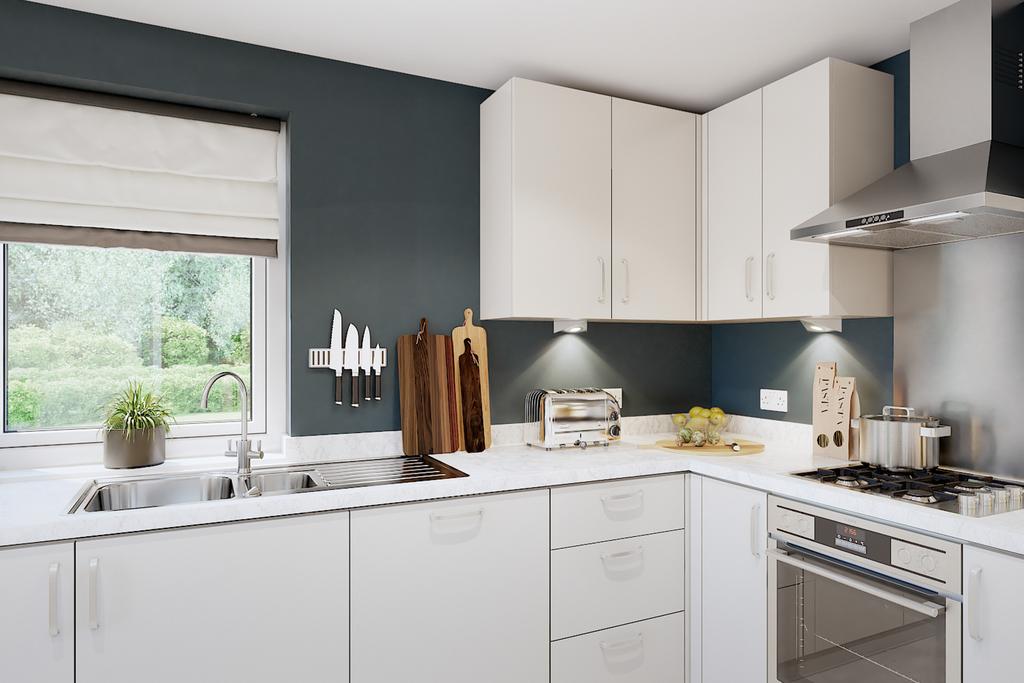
[76,473,236,512]
[68,455,466,513]
[241,470,324,495]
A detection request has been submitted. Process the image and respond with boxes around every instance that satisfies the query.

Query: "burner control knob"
[897,547,911,565]
[921,553,937,573]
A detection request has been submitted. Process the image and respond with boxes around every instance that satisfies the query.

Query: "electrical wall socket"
[604,388,623,409]
[760,389,788,412]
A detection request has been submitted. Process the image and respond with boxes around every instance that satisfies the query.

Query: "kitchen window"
[0,243,270,447]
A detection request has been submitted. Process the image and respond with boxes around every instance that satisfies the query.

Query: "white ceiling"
[32,0,956,112]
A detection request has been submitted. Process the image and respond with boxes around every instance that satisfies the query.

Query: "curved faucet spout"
[202,371,260,474]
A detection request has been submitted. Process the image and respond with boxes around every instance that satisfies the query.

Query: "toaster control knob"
[608,424,621,437]
[575,439,587,450]
[609,411,620,421]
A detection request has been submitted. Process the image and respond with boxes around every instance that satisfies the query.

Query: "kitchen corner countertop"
[3,434,1024,557]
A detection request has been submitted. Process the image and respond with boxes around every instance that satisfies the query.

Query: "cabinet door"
[351,490,549,683]
[0,542,74,683]
[700,478,767,683]
[705,90,762,320]
[611,99,698,321]
[76,513,349,683]
[963,546,1024,680]
[762,60,831,318]
[511,79,612,319]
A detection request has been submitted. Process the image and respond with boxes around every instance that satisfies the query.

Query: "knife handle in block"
[375,373,382,401]
[335,376,343,405]
[351,374,360,408]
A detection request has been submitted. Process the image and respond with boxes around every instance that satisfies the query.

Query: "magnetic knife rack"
[307,347,389,370]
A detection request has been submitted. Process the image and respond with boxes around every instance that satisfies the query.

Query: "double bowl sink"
[68,455,466,514]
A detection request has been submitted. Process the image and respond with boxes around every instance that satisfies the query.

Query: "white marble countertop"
[3,429,1024,557]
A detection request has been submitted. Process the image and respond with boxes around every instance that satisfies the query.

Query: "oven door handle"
[769,548,945,618]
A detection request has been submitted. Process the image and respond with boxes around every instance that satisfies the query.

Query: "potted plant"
[102,381,174,468]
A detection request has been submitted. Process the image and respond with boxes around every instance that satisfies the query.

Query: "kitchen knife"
[360,326,373,400]
[371,344,383,400]
[344,323,360,407]
[329,310,344,405]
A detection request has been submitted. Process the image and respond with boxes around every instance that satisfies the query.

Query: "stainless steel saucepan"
[858,406,951,469]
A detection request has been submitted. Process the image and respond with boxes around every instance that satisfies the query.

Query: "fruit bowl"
[671,407,730,447]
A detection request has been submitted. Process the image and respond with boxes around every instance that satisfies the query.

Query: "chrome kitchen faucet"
[201,371,263,475]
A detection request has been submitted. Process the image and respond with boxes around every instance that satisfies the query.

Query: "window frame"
[0,250,269,448]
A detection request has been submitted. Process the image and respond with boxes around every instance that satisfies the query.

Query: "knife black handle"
[335,376,343,405]
[364,371,372,400]
[351,374,359,408]
[375,372,382,401]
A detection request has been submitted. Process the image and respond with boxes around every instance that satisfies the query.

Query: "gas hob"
[793,464,1024,516]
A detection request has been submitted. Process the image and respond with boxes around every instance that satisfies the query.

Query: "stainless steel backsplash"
[894,233,1024,478]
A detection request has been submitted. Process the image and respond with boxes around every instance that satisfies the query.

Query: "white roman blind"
[0,90,281,257]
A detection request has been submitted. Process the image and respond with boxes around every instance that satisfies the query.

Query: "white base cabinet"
[0,542,74,683]
[552,611,685,683]
[699,477,767,683]
[963,545,1024,681]
[350,489,549,683]
[75,513,349,683]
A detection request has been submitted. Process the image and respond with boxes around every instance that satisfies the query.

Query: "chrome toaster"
[524,389,621,450]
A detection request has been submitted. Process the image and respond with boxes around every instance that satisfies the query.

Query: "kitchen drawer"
[551,529,684,639]
[551,474,685,549]
[552,612,685,683]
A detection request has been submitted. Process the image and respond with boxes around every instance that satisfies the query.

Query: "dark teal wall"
[709,53,908,423]
[0,0,711,434]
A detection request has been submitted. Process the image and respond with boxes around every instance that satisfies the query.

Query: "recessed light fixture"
[801,317,843,333]
[553,319,588,334]
[811,228,870,240]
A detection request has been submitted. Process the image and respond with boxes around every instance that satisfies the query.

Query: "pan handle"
[882,406,915,418]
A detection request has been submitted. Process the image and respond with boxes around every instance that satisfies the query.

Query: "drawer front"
[551,474,685,549]
[551,529,684,639]
[552,612,685,683]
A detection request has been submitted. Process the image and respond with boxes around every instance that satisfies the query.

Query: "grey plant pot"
[103,427,166,469]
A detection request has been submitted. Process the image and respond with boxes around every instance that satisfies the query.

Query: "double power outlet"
[759,388,788,413]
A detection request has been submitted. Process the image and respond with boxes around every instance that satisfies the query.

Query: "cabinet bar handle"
[88,558,99,630]
[48,562,60,637]
[620,258,630,304]
[750,504,761,558]
[766,252,776,300]
[968,566,983,641]
[744,256,754,302]
[597,257,607,303]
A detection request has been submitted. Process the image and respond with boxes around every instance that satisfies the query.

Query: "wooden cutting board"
[451,308,491,449]
[397,318,459,456]
[458,338,486,453]
[648,438,765,456]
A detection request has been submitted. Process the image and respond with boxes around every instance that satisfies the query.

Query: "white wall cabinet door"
[481,78,612,320]
[700,477,767,683]
[963,545,1024,681]
[75,513,349,683]
[704,90,762,321]
[0,542,74,683]
[351,489,549,683]
[611,98,698,321]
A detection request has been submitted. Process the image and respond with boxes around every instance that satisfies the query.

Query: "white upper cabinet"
[761,58,893,319]
[704,57,894,321]
[481,78,612,320]
[611,98,698,321]
[963,545,1024,681]
[0,542,74,683]
[704,89,764,321]
[481,78,700,322]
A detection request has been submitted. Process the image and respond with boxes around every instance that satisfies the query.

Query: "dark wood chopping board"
[397,318,459,456]
[458,338,486,453]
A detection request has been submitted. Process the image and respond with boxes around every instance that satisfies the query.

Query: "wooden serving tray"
[648,438,765,456]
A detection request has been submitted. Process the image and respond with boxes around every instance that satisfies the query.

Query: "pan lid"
[861,405,938,426]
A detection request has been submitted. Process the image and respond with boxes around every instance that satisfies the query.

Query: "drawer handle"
[601,490,644,513]
[600,632,644,657]
[429,508,484,534]
[48,562,60,637]
[600,546,644,574]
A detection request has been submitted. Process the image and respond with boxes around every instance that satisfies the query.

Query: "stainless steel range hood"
[792,0,1024,249]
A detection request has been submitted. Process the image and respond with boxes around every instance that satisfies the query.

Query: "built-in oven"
[768,496,962,683]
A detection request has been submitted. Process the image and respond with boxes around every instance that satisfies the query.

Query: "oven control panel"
[775,507,815,539]
[891,539,945,577]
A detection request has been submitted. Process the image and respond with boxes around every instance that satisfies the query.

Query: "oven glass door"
[772,545,953,683]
